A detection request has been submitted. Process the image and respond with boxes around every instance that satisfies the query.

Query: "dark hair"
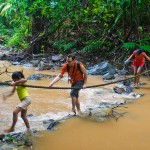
[12,71,25,80]
[67,54,76,60]
[136,49,143,55]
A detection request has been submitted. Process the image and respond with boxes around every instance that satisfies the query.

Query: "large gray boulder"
[88,61,116,75]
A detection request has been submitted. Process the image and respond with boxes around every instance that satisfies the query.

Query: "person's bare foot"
[78,110,83,115]
[134,84,139,89]
[4,128,14,133]
[25,129,32,136]
[72,108,76,116]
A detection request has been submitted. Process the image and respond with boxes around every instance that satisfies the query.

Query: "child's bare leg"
[76,98,81,112]
[21,109,30,129]
[72,97,76,114]
[133,67,137,85]
[135,67,142,87]
[4,107,22,133]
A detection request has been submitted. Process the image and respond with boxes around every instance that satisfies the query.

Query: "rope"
[0,70,150,90]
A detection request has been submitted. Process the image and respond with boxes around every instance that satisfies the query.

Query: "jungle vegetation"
[0,0,150,59]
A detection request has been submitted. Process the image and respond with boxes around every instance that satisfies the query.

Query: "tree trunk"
[31,10,48,54]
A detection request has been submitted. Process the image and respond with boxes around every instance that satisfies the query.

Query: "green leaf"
[140,45,150,52]
[122,42,138,49]
[1,3,11,16]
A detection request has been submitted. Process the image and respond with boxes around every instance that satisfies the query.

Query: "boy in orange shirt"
[48,54,88,115]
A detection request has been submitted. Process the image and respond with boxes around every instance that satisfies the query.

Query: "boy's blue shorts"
[70,80,84,98]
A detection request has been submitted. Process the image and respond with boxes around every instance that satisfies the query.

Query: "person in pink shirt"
[124,49,150,88]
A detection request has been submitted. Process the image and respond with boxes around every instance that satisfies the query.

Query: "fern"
[82,39,103,52]
[122,37,150,53]
[53,38,76,52]
[63,42,75,52]
[122,42,138,49]
[140,45,150,53]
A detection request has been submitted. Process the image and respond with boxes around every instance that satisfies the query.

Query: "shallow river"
[0,61,150,150]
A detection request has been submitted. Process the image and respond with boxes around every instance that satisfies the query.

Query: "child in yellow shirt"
[3,71,31,133]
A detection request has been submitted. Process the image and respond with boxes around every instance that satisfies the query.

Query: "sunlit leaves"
[0,3,11,16]
[0,0,149,55]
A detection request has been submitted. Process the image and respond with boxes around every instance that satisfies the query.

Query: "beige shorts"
[17,96,31,110]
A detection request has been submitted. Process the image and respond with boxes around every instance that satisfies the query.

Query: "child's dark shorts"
[70,80,84,98]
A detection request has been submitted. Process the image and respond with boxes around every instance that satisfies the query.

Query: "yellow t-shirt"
[16,86,29,101]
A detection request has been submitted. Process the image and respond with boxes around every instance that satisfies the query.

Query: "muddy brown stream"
[0,61,150,150]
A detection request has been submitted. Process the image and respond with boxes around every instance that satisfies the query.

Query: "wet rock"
[12,61,21,65]
[113,86,125,94]
[36,61,54,71]
[0,54,8,60]
[0,131,34,148]
[113,86,133,94]
[99,101,125,108]
[88,61,116,75]
[122,80,131,86]
[23,63,33,68]
[31,60,40,67]
[27,74,54,80]
[125,86,133,93]
[60,57,65,62]
[43,119,54,125]
[117,69,128,75]
[103,72,115,80]
[132,93,144,98]
[52,55,63,62]
[83,102,126,121]
[47,121,60,130]
[0,134,4,140]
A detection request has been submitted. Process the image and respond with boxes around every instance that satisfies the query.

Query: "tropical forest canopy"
[0,0,150,57]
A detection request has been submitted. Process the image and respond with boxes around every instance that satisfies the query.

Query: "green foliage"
[140,45,150,53]
[122,37,150,53]
[0,23,8,35]
[53,38,76,53]
[0,0,149,55]
[7,32,29,49]
[82,39,103,53]
[122,42,138,49]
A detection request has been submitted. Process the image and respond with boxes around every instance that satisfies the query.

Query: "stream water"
[0,60,150,150]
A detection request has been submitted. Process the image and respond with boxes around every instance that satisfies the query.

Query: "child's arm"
[3,86,15,101]
[10,78,27,86]
[124,53,134,64]
[145,54,150,61]
[126,53,134,62]
[3,78,27,101]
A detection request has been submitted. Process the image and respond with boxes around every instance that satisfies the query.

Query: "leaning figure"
[3,71,31,133]
[48,54,88,115]
[124,49,150,88]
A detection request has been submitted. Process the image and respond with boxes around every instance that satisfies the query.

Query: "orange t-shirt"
[60,61,84,84]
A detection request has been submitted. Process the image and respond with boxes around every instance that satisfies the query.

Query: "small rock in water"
[23,63,33,67]
[43,119,54,124]
[47,121,60,130]
[113,86,125,94]
[132,93,144,98]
